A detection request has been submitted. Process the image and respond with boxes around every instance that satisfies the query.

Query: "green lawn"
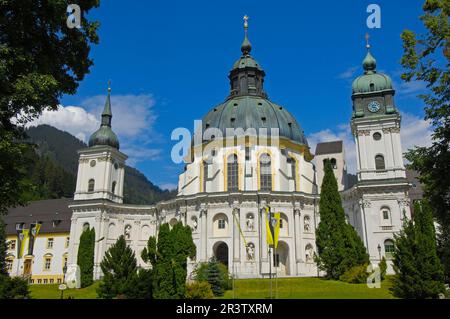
[222,276,396,299]
[29,281,100,299]
[29,277,395,299]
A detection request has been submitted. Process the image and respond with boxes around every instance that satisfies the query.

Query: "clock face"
[368,101,381,113]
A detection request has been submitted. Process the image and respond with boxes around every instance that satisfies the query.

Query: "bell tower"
[351,34,406,182]
[74,83,127,203]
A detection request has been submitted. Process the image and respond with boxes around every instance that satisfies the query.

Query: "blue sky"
[34,0,433,190]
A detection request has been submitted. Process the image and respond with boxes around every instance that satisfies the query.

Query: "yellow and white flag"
[265,206,280,249]
[17,229,29,258]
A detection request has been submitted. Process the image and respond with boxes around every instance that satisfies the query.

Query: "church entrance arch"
[273,241,289,276]
[213,241,229,268]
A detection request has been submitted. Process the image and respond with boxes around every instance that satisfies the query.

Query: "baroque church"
[67,19,412,279]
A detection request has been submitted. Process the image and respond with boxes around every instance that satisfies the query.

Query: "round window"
[373,132,382,141]
[90,160,96,167]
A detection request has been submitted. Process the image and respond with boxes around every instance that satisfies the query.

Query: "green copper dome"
[201,17,307,146]
[352,50,393,94]
[88,86,120,149]
[202,95,308,145]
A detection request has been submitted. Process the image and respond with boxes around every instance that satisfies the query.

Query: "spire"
[362,33,377,74]
[101,80,112,127]
[88,80,120,149]
[241,15,252,55]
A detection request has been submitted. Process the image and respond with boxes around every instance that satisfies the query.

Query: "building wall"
[6,233,70,284]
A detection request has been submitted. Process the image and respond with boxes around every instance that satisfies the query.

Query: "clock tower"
[350,39,406,182]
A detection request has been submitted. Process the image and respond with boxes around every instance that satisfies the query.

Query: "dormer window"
[370,83,375,91]
[52,220,61,227]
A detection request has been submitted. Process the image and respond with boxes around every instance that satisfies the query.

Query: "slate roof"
[315,141,343,155]
[3,198,73,235]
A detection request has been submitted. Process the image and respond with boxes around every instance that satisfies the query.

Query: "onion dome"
[88,83,120,149]
[352,37,393,94]
[201,16,308,146]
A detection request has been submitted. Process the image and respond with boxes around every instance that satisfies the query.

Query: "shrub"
[185,281,214,299]
[339,264,369,284]
[379,257,387,281]
[194,259,232,296]
[0,276,30,299]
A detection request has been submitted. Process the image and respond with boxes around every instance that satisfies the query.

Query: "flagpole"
[269,246,272,299]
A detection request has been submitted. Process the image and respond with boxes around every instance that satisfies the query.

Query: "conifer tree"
[0,218,8,277]
[392,201,445,298]
[98,235,138,299]
[143,222,196,299]
[206,258,224,296]
[77,227,95,288]
[315,160,369,279]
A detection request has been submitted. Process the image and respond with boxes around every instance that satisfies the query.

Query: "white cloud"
[82,94,157,139]
[122,147,162,166]
[27,105,99,142]
[159,183,178,191]
[307,111,433,173]
[337,66,359,80]
[28,93,163,169]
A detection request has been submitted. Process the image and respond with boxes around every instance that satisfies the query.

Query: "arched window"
[227,154,238,191]
[330,158,337,169]
[370,83,375,91]
[88,179,95,192]
[384,239,395,259]
[112,181,117,194]
[259,153,272,191]
[288,157,298,191]
[381,207,390,220]
[375,155,385,170]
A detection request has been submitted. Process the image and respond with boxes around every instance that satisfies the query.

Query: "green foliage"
[315,160,369,280]
[194,258,231,296]
[0,276,30,299]
[124,268,154,299]
[339,264,369,284]
[77,227,96,288]
[0,130,34,214]
[185,281,214,299]
[401,0,450,283]
[142,222,196,299]
[392,201,445,298]
[0,0,100,214]
[98,235,138,299]
[0,218,7,277]
[379,257,387,281]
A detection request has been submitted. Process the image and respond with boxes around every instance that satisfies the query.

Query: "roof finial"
[243,14,249,32]
[107,79,112,93]
[365,32,370,51]
[241,15,252,55]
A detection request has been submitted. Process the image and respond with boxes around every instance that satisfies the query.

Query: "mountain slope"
[25,124,176,204]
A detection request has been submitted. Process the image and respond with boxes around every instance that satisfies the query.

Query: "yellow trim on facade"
[189,136,314,163]
[223,150,242,191]
[30,275,64,284]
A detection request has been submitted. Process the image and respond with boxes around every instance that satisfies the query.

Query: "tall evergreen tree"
[0,218,8,277]
[392,201,445,298]
[315,160,369,279]
[98,235,138,299]
[142,222,196,299]
[77,227,95,288]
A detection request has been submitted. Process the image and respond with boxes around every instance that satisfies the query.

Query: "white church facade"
[66,22,412,280]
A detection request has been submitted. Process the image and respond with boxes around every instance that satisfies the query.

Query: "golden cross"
[365,33,370,49]
[243,15,249,30]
